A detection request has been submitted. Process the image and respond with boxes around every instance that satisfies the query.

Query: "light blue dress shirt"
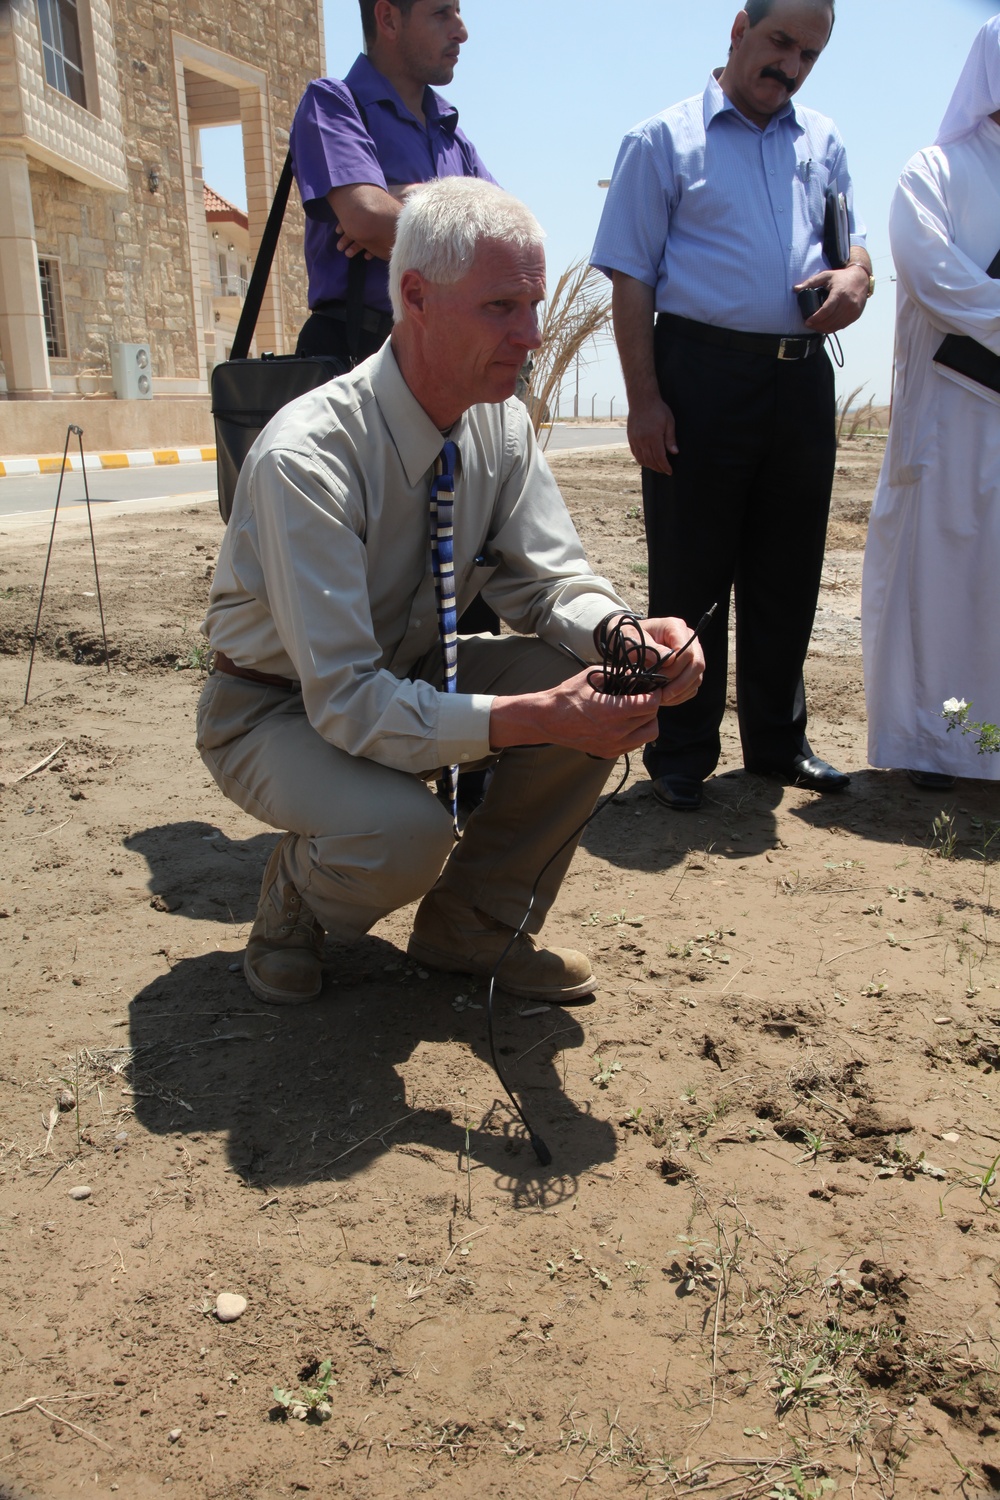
[591,73,867,336]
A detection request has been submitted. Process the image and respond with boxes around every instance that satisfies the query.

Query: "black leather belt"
[311,299,394,340]
[659,312,823,362]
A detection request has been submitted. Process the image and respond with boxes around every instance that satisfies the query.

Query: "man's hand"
[594,613,704,703]
[488,615,706,758]
[626,394,679,475]
[327,182,405,263]
[335,225,374,260]
[637,615,706,704]
[489,671,663,759]
[795,260,871,336]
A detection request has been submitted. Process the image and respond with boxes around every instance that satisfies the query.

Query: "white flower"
[942,698,968,716]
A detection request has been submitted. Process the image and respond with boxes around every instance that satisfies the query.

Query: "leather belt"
[311,299,395,340]
[659,313,823,362]
[213,651,298,691]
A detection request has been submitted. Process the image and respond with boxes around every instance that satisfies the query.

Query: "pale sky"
[202,0,999,411]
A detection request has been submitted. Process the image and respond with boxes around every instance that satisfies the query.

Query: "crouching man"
[197,178,704,1008]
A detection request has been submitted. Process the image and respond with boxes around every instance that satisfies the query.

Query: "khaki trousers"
[195,636,615,944]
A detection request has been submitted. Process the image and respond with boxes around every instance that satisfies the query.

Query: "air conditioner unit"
[110,342,153,400]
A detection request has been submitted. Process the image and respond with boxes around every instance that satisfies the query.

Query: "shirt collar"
[703,69,797,134]
[369,341,468,488]
[345,52,459,130]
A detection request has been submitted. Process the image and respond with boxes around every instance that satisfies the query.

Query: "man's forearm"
[612,271,678,473]
[327,183,405,261]
[611,273,660,406]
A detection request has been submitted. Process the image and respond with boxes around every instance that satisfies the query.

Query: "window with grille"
[38,258,67,359]
[36,0,87,108]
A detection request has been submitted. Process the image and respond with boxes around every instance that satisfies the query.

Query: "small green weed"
[273,1358,336,1422]
[624,1259,649,1294]
[769,1466,837,1500]
[929,810,958,859]
[772,1353,835,1414]
[592,1055,623,1088]
[174,638,210,672]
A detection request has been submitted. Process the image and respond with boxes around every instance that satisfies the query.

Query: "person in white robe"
[862,15,1000,788]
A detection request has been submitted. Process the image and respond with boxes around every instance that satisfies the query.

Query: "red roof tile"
[204,184,249,230]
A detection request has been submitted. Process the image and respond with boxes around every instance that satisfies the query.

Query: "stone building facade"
[0,0,322,400]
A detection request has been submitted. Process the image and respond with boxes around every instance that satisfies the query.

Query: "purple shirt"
[290,54,495,314]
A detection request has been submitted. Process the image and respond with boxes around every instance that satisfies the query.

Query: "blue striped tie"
[430,440,460,837]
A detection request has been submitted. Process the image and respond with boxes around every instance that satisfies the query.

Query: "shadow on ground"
[126,935,616,1208]
[788,767,1000,864]
[124,820,274,923]
[581,770,784,870]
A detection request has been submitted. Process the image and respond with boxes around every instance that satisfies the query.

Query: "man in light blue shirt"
[592,0,873,810]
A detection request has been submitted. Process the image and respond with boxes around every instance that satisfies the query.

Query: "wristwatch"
[854,265,875,298]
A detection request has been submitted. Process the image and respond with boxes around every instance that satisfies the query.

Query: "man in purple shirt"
[290,0,494,363]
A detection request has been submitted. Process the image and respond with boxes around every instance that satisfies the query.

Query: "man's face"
[407,239,545,417]
[725,2,833,125]
[395,1,468,87]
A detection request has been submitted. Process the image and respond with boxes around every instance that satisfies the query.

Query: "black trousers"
[295,308,391,362]
[643,317,837,782]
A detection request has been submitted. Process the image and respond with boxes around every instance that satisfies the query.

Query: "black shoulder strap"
[230,83,373,365]
[231,151,293,361]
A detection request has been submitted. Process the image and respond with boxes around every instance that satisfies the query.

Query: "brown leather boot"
[244,835,325,1004]
[407,888,596,1003]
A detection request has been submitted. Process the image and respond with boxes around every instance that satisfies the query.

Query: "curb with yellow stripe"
[0,445,217,479]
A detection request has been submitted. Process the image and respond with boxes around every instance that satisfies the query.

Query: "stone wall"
[0,396,214,455]
[0,0,319,396]
[105,0,317,368]
[29,155,195,387]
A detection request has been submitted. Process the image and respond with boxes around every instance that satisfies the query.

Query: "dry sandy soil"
[2,438,1000,1500]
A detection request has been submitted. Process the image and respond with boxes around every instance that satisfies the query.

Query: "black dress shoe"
[749,755,850,793]
[907,769,957,790]
[788,754,850,792]
[650,773,703,810]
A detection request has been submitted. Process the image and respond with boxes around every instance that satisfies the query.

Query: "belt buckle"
[777,337,798,361]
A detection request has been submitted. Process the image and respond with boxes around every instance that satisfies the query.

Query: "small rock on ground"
[215,1293,247,1322]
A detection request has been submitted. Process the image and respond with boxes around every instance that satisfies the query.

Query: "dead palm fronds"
[835,382,883,442]
[524,260,612,446]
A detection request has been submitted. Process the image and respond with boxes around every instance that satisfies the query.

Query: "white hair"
[389,178,545,321]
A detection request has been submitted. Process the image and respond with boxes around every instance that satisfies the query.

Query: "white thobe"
[862,119,1000,778]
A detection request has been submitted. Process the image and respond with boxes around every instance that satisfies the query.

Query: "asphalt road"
[0,462,219,521]
[0,426,627,522]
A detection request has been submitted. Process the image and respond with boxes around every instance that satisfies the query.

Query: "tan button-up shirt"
[203,342,629,777]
